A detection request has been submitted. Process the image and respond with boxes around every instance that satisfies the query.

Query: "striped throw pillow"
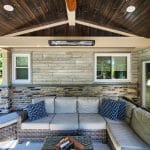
[100,99,121,120]
[117,100,126,120]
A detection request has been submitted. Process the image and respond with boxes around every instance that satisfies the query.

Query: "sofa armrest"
[17,111,28,131]
[20,110,28,122]
[18,110,28,123]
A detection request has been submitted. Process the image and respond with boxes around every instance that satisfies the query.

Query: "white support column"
[65,0,76,26]
[2,49,10,86]
[66,8,76,26]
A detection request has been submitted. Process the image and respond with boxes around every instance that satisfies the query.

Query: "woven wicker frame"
[18,129,107,143]
[79,129,107,143]
[0,122,18,141]
[18,115,107,143]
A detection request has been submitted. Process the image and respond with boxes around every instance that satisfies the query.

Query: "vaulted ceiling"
[0,0,149,37]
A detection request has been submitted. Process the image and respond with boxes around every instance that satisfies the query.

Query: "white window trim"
[12,53,31,84]
[94,53,131,82]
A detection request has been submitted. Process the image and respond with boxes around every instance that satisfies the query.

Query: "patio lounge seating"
[18,97,150,150]
[0,112,19,141]
[18,97,106,142]
[107,99,150,150]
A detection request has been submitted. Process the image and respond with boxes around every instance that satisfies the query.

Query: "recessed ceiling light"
[3,5,14,11]
[126,5,136,12]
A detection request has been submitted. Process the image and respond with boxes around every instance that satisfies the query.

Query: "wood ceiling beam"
[3,19,140,37]
[0,37,149,48]
[65,0,76,26]
[76,20,140,37]
[4,20,68,37]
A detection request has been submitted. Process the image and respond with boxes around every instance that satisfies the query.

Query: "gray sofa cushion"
[107,123,150,150]
[55,97,77,113]
[50,114,78,130]
[79,114,106,130]
[131,107,150,146]
[78,97,99,113]
[32,97,55,113]
[21,114,54,129]
[119,98,136,124]
[104,117,124,125]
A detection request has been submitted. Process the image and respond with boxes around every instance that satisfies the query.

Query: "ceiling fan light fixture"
[126,5,136,12]
[3,5,14,11]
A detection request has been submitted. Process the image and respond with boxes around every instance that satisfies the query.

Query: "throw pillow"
[24,101,48,121]
[100,99,121,120]
[117,100,126,120]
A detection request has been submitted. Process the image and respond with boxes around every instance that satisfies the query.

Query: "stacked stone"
[0,87,11,113]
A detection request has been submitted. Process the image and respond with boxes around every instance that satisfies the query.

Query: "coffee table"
[42,135,93,150]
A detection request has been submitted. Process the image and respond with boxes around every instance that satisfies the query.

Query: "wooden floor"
[0,140,110,150]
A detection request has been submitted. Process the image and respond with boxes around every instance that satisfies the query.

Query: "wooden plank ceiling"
[0,0,149,37]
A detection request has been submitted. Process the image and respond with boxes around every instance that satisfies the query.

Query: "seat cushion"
[104,117,124,125]
[55,97,77,113]
[131,108,150,146]
[107,123,150,150]
[78,97,99,113]
[21,114,54,129]
[79,114,106,130]
[24,101,48,121]
[50,114,78,130]
[32,96,55,113]
[0,112,18,128]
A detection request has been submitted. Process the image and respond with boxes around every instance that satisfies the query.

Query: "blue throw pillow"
[100,99,121,120]
[117,100,126,120]
[24,101,48,121]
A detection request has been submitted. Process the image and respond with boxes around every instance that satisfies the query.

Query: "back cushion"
[131,108,150,146]
[119,98,136,124]
[32,97,55,113]
[55,97,77,113]
[78,97,99,113]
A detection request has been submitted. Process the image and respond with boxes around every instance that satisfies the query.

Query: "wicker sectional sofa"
[18,97,106,143]
[18,96,150,150]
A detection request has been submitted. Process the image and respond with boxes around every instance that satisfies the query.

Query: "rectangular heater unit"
[48,40,95,46]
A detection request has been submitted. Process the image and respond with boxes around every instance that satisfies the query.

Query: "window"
[95,53,131,82]
[12,53,31,84]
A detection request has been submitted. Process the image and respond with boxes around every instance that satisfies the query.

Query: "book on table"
[56,136,85,150]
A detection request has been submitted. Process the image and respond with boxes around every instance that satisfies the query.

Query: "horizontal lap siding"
[32,51,94,84]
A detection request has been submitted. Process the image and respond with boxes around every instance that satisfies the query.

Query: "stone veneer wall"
[0,87,11,113]
[1,47,142,109]
[11,84,138,109]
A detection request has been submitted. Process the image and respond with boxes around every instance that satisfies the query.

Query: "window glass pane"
[112,56,127,79]
[16,57,28,67]
[16,68,28,79]
[146,63,150,109]
[97,57,111,79]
